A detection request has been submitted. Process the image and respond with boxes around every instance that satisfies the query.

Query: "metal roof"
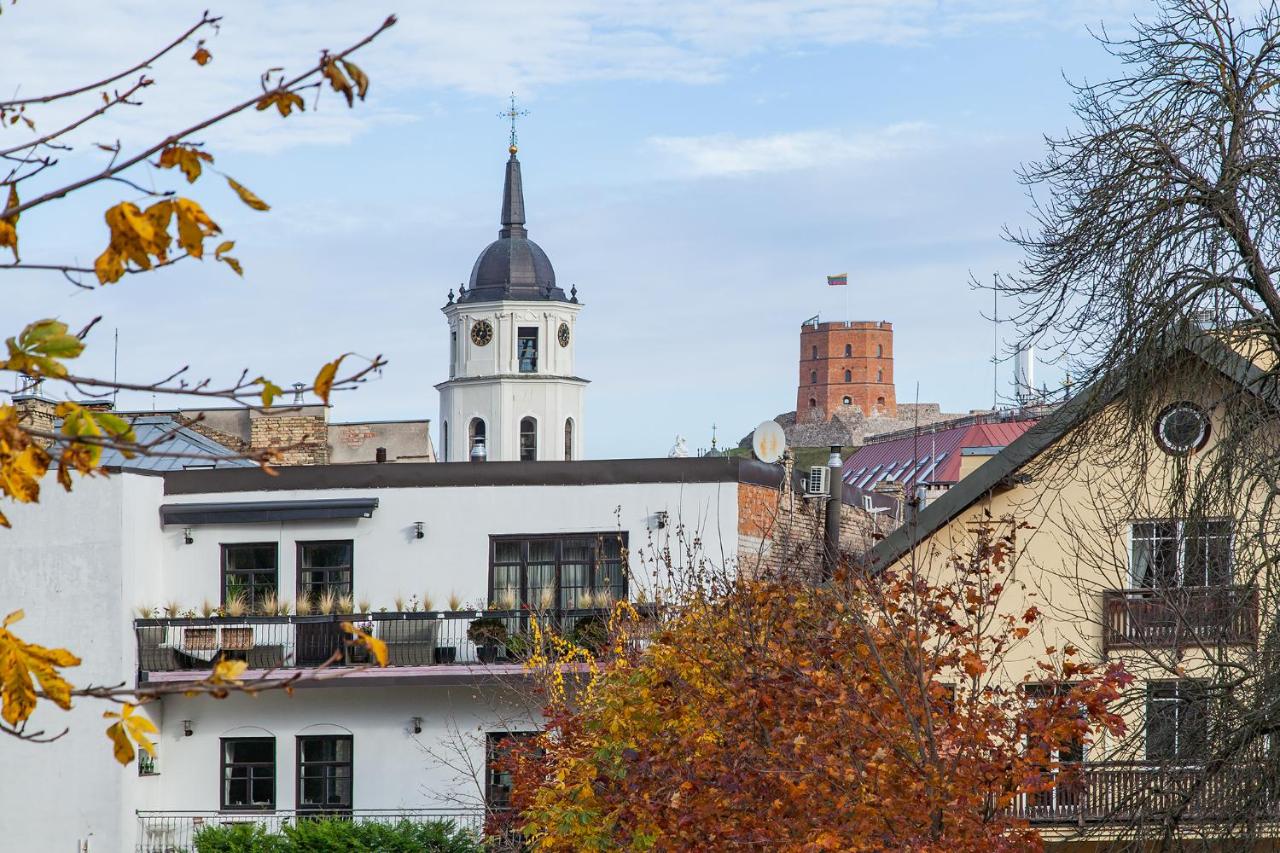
[95,415,255,472]
[842,418,1039,488]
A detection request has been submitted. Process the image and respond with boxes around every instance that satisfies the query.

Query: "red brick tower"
[797,320,896,420]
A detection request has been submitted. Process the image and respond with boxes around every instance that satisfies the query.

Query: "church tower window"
[810,370,817,384]
[844,344,852,356]
[469,418,487,456]
[520,417,538,461]
[564,418,574,461]
[518,328,539,373]
[442,421,449,461]
[844,369,852,382]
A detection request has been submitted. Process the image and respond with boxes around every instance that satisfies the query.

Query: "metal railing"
[135,608,622,674]
[1102,586,1257,652]
[134,808,505,852]
[1008,762,1279,823]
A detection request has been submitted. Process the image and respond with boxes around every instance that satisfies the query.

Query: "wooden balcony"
[1102,586,1257,652]
[1009,762,1277,824]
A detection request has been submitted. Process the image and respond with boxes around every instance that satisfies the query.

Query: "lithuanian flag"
[827,273,848,287]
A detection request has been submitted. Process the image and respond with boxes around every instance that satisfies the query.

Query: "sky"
[4,0,1151,458]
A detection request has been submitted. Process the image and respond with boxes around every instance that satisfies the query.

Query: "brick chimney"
[249,405,330,466]
[12,392,57,446]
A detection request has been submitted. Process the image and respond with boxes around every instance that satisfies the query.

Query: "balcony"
[135,608,624,682]
[1102,586,1257,652]
[1008,762,1278,824]
[135,808,501,852]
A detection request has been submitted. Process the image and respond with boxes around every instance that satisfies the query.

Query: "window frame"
[564,418,574,461]
[519,416,538,462]
[469,418,487,454]
[221,543,279,610]
[220,736,276,812]
[295,540,354,603]
[296,734,353,815]
[517,326,539,373]
[1129,519,1233,588]
[486,731,538,810]
[488,532,628,612]
[1146,680,1209,763]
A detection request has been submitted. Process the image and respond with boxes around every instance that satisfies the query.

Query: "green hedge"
[193,817,485,853]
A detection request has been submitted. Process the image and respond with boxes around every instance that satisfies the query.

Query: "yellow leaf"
[341,621,388,667]
[172,198,220,258]
[255,90,305,117]
[340,60,369,100]
[225,177,270,211]
[0,616,81,727]
[210,658,248,685]
[256,377,284,408]
[158,145,213,183]
[313,354,347,405]
[220,256,244,277]
[105,720,134,764]
[94,246,125,284]
[0,184,19,260]
[214,240,235,258]
[103,703,157,765]
[322,58,355,107]
[192,46,212,66]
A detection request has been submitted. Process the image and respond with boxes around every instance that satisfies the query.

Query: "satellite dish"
[751,420,787,464]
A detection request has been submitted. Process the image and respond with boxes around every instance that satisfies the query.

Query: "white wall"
[158,479,739,611]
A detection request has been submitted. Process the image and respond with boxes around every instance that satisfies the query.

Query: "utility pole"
[823,445,843,580]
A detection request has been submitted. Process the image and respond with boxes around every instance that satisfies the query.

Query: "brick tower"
[796,320,896,420]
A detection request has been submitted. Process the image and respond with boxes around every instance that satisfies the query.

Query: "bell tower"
[436,133,587,462]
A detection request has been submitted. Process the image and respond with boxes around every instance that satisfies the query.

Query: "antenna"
[751,420,787,464]
[992,275,998,410]
[112,328,119,408]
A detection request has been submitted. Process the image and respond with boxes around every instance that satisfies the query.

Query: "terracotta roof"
[841,418,1039,490]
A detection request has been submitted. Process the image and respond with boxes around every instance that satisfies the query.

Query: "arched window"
[844,369,852,383]
[469,418,486,459]
[877,369,884,383]
[842,396,852,406]
[877,344,883,358]
[442,421,449,461]
[808,398,817,409]
[564,418,574,461]
[844,344,852,357]
[810,370,818,384]
[520,417,538,462]
[876,396,886,407]
[811,345,818,360]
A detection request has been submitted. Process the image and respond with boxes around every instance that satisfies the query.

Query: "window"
[486,732,537,810]
[876,396,886,407]
[222,544,277,610]
[138,750,158,777]
[842,396,852,406]
[877,344,883,357]
[810,370,818,384]
[519,417,537,461]
[297,735,352,814]
[297,541,353,603]
[808,398,817,409]
[469,418,486,457]
[1024,683,1086,812]
[490,533,628,611]
[518,327,539,373]
[844,344,852,356]
[811,345,818,360]
[844,369,852,383]
[1155,402,1210,455]
[221,737,275,810]
[1147,680,1208,761]
[450,331,457,378]
[564,419,574,461]
[877,369,884,383]
[1132,520,1231,588]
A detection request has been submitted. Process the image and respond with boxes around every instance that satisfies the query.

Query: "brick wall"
[12,395,56,447]
[796,321,896,420]
[249,411,330,466]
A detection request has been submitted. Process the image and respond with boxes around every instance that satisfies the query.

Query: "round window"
[1155,402,1209,455]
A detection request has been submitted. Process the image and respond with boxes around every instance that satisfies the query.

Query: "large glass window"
[489,533,628,611]
[519,417,538,461]
[297,541,353,602]
[1147,680,1208,762]
[517,327,538,373]
[222,737,275,810]
[297,735,352,814]
[222,544,277,610]
[486,731,537,810]
[1132,520,1232,588]
[1024,683,1085,812]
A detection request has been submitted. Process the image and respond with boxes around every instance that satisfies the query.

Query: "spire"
[499,151,526,239]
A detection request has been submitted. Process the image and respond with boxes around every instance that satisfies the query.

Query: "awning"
[160,497,379,526]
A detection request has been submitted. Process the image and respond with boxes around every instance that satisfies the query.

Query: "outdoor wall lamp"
[182,720,194,737]
[182,528,194,545]
[413,522,425,540]
[411,717,423,734]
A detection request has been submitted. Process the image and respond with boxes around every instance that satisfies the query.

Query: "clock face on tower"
[558,322,570,347]
[470,320,493,346]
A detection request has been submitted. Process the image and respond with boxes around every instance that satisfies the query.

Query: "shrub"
[193,817,483,853]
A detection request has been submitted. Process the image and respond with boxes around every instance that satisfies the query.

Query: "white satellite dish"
[751,420,787,464]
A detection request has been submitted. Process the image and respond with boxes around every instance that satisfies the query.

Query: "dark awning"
[160,497,379,526]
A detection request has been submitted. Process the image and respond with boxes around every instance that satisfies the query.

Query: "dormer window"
[518,328,538,373]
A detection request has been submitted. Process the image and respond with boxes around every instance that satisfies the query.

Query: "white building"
[437,146,586,463]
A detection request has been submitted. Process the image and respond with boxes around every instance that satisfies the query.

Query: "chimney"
[13,390,57,446]
[249,404,331,466]
[375,446,387,464]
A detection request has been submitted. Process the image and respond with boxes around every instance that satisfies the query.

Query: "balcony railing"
[135,608,625,674]
[134,808,503,852]
[1008,762,1279,824]
[1102,586,1257,652]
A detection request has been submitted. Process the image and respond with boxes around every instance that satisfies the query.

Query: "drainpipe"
[823,445,843,580]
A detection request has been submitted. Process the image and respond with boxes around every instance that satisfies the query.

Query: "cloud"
[649,123,934,177]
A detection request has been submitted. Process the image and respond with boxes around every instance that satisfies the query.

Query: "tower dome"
[460,151,565,303]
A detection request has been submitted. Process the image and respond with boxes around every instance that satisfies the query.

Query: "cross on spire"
[499,92,529,154]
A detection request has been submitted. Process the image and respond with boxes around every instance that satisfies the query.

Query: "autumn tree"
[0,8,396,760]
[503,517,1131,852]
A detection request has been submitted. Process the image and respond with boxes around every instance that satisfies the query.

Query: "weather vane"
[499,92,529,153]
